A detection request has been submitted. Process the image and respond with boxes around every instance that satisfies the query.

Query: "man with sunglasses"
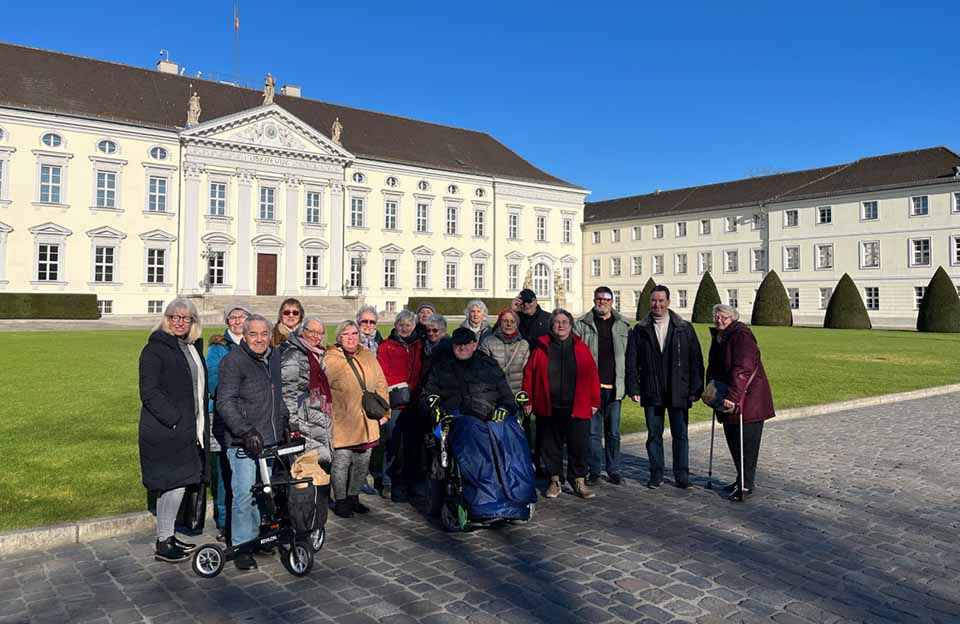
[512,289,551,347]
[573,286,632,485]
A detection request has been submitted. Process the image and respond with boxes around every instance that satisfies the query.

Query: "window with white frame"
[97,140,117,154]
[611,228,620,243]
[817,206,832,224]
[474,210,486,237]
[446,205,459,235]
[147,300,164,314]
[910,195,929,216]
[909,238,931,266]
[612,290,622,310]
[784,246,800,271]
[97,300,113,315]
[473,262,485,290]
[304,255,321,287]
[508,213,520,240]
[815,244,834,270]
[676,222,687,237]
[416,202,429,233]
[653,254,664,275]
[700,219,711,235]
[416,259,429,289]
[41,132,62,148]
[385,301,396,313]
[860,241,880,269]
[751,214,763,230]
[207,251,225,286]
[96,171,117,208]
[952,235,960,266]
[677,289,688,308]
[147,176,167,212]
[350,196,365,228]
[631,256,642,275]
[562,218,572,243]
[954,192,960,213]
[39,164,62,203]
[537,216,547,242]
[632,290,642,308]
[727,289,738,308]
[149,146,168,161]
[725,216,738,233]
[591,258,600,277]
[653,224,663,239]
[862,201,878,220]
[146,248,165,283]
[384,199,398,230]
[725,250,739,272]
[698,251,712,274]
[610,257,621,276]
[445,261,458,289]
[94,246,115,282]
[259,187,276,220]
[864,286,879,310]
[591,231,601,244]
[787,288,799,310]
[209,182,227,216]
[508,264,519,291]
[533,264,550,297]
[306,191,321,224]
[563,266,572,292]
[675,253,688,274]
[383,258,398,288]
[784,209,798,227]
[751,248,767,272]
[37,243,60,281]
[819,288,832,310]
[914,286,927,309]
[632,226,642,240]
[349,256,363,289]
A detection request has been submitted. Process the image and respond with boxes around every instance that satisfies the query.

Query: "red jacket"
[522,334,600,419]
[376,334,423,403]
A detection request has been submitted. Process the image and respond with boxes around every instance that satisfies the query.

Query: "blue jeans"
[380,409,402,488]
[211,451,232,532]
[588,389,622,477]
[226,447,261,546]
[643,406,689,483]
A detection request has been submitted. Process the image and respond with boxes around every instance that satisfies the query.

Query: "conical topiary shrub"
[692,271,721,323]
[751,270,793,326]
[634,277,657,320]
[917,266,960,332]
[823,273,872,329]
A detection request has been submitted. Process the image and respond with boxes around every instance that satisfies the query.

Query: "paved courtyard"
[2,394,959,624]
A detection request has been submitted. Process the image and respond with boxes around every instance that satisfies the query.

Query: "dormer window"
[42,132,63,147]
[149,146,169,161]
[97,140,118,154]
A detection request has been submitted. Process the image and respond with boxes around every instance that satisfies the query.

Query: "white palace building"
[0,42,588,318]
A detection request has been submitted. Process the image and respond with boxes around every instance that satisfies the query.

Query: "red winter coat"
[706,321,775,424]
[376,333,423,406]
[522,334,600,419]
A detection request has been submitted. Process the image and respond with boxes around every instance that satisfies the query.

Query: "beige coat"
[324,345,389,449]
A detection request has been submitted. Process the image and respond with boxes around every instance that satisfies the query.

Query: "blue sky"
[2,1,956,200]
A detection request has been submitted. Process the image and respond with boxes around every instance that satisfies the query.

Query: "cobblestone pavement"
[3,394,959,624]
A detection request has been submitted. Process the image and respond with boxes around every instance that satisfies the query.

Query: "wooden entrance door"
[256,253,278,296]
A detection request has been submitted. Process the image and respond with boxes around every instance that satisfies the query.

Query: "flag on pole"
[234,2,240,31]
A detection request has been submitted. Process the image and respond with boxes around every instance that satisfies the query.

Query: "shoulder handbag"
[345,352,390,420]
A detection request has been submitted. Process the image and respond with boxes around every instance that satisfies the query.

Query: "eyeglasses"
[359,319,377,325]
[594,297,613,303]
[282,309,301,317]
[168,315,194,323]
[227,315,246,322]
[426,328,442,334]
[521,299,535,305]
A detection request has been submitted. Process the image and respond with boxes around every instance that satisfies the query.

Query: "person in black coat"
[513,289,551,347]
[138,298,208,564]
[625,286,704,489]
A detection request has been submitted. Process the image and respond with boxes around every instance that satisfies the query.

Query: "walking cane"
[706,413,716,490]
[737,405,745,502]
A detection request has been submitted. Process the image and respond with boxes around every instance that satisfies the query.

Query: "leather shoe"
[723,481,739,493]
[646,479,662,489]
[674,479,692,490]
[586,474,601,485]
[606,473,623,485]
[172,536,196,553]
[727,487,752,502]
[234,553,258,571]
[333,499,354,518]
[349,495,370,514]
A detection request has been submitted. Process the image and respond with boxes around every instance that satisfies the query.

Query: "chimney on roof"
[281,84,301,98]
[156,50,179,75]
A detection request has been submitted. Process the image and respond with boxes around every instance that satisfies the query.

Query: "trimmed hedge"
[634,277,658,321]
[692,271,721,323]
[406,297,515,316]
[0,293,99,319]
[751,270,793,326]
[917,266,960,332]
[823,274,872,329]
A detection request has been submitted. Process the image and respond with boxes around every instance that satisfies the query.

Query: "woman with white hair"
[281,315,334,464]
[460,299,492,343]
[356,305,383,356]
[138,298,207,563]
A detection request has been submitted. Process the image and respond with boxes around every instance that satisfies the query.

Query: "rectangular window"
[146,248,165,283]
[610,257,621,276]
[817,206,832,224]
[675,253,687,274]
[861,201,878,220]
[305,191,321,224]
[147,300,164,314]
[815,244,834,270]
[207,251,225,286]
[725,250,739,273]
[678,289,688,308]
[727,289,738,308]
[383,258,397,288]
[259,187,275,220]
[653,255,664,275]
[860,241,880,269]
[385,301,397,314]
[611,228,620,243]
[350,197,365,228]
[475,210,486,237]
[911,195,929,216]
[631,256,642,275]
[416,202,429,233]
[632,226,642,240]
[37,243,60,281]
[94,246,115,283]
[910,238,931,266]
[0,161,4,198]
[562,218,572,244]
[954,192,960,213]
[40,164,62,203]
[751,248,767,272]
[148,176,167,212]
[700,219,711,235]
[952,236,960,266]
[784,209,798,227]
[819,288,832,310]
[591,258,600,277]
[209,182,226,216]
[416,260,429,289]
[97,300,113,315]
[698,251,712,274]
[305,255,321,287]
[446,206,459,235]
[384,199,398,230]
[563,267,572,292]
[633,290,642,308]
[96,171,117,208]
[915,286,927,310]
[349,257,363,288]
[612,290,622,311]
[653,224,664,239]
[676,222,687,238]
[508,264,519,291]
[474,263,485,290]
[784,246,800,271]
[751,214,763,230]
[591,231,601,244]
[537,216,547,242]
[725,216,738,233]
[787,288,799,310]
[865,286,879,311]
[445,262,458,289]
[508,214,520,240]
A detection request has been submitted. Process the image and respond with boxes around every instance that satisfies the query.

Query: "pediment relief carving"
[140,229,176,242]
[86,226,127,240]
[29,222,73,237]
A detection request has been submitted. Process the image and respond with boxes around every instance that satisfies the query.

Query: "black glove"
[240,429,264,457]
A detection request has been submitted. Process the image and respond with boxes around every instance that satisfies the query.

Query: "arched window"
[42,132,63,147]
[533,263,551,298]
[149,146,168,160]
[97,139,118,154]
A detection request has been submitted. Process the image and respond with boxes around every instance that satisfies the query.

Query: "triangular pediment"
[470,249,490,259]
[504,251,525,261]
[345,241,372,253]
[140,229,176,242]
[182,105,354,162]
[379,243,404,255]
[441,247,463,258]
[560,254,578,264]
[0,222,14,234]
[86,226,127,240]
[411,245,434,256]
[29,222,72,237]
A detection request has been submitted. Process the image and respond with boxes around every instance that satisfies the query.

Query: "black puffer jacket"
[138,331,208,492]
[422,350,515,419]
[216,340,287,448]
[625,310,705,408]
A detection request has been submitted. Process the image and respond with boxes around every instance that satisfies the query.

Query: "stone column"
[235,170,254,295]
[181,162,202,294]
[328,182,345,295]
[284,175,300,296]
[0,223,11,285]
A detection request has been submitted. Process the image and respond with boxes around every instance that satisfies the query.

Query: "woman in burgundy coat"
[706,304,775,501]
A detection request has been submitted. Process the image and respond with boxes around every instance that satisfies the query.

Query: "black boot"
[349,495,370,514]
[333,498,354,518]
[154,537,189,563]
[172,536,196,553]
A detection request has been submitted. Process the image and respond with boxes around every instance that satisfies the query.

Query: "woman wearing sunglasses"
[271,298,305,348]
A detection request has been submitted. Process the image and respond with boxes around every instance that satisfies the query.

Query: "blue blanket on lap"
[448,415,537,521]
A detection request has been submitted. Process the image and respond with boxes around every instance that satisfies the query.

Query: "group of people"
[138,285,775,570]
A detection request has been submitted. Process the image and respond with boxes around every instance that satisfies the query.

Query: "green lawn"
[0,324,957,531]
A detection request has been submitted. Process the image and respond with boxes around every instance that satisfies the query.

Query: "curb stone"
[2,384,959,557]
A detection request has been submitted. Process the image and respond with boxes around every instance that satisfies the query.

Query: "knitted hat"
[223,303,253,324]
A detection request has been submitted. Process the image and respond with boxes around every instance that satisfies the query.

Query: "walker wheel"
[441,503,463,533]
[191,544,225,578]
[309,527,325,552]
[282,540,314,576]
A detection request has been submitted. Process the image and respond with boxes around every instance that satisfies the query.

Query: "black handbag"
[286,481,329,534]
[175,481,207,536]
[345,352,390,420]
[389,384,411,408]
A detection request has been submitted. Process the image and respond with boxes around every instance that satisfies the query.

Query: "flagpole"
[233,0,239,85]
